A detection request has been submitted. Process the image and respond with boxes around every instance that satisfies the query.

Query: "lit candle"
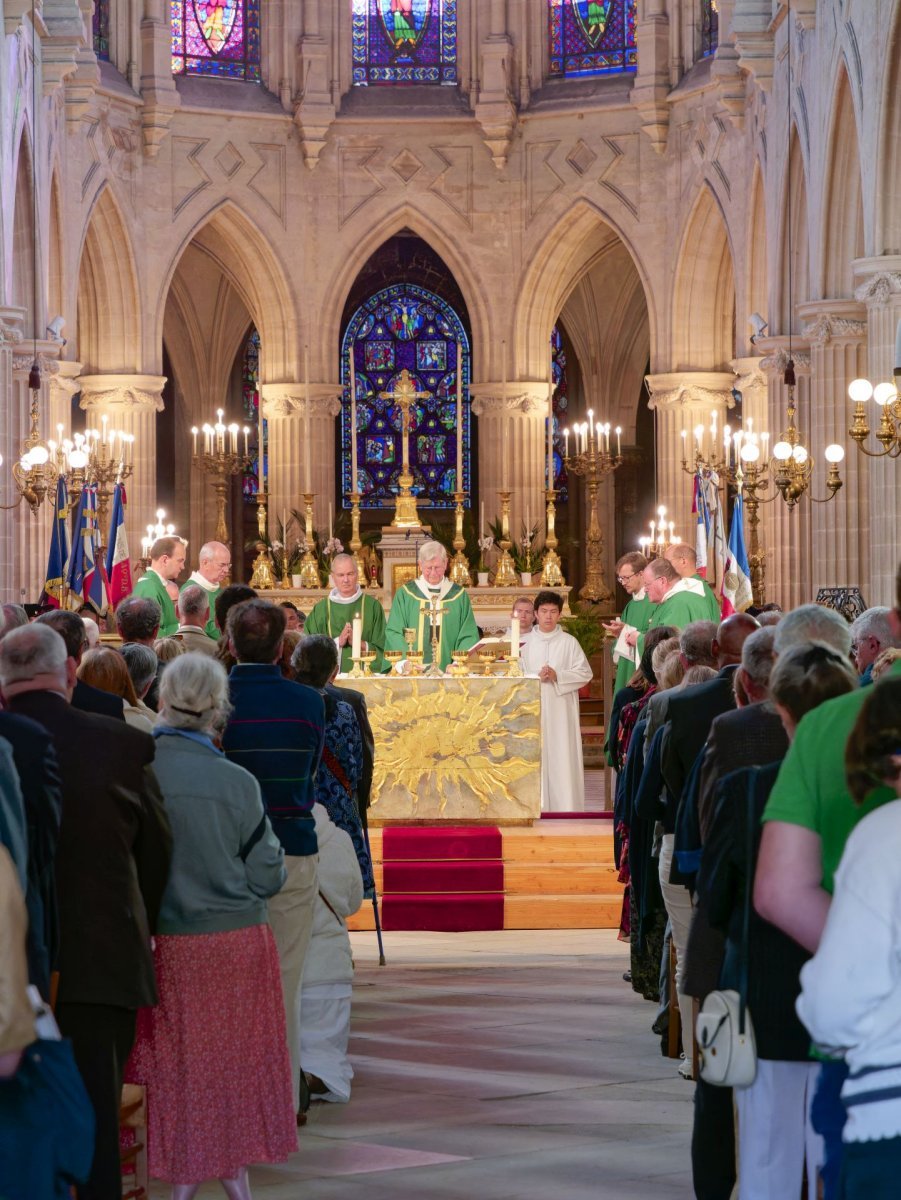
[650,520,656,539]
[564,427,570,458]
[510,616,520,661]
[605,423,611,454]
[101,414,108,444]
[615,426,622,457]
[304,345,312,493]
[351,613,363,661]
[349,345,358,494]
[588,408,594,438]
[501,340,509,490]
[258,387,266,494]
[243,426,249,457]
[191,425,198,455]
[230,423,238,454]
[456,341,463,488]
[547,355,554,489]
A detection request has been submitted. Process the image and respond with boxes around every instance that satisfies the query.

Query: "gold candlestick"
[540,487,564,586]
[449,490,472,586]
[380,370,429,528]
[297,491,320,588]
[493,490,518,587]
[249,493,276,591]
[423,596,444,677]
[348,490,367,587]
[564,435,622,604]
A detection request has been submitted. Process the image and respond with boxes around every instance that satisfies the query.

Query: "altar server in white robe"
[521,590,593,812]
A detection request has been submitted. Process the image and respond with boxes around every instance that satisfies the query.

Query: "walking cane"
[363,823,386,966]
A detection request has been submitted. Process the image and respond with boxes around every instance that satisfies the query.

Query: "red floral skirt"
[126,924,297,1184]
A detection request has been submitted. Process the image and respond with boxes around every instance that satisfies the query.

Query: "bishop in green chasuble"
[305,554,389,674]
[384,542,480,671]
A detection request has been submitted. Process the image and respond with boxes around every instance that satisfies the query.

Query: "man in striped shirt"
[222,599,324,1114]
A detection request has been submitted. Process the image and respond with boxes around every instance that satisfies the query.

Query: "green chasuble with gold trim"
[305,591,389,674]
[385,581,480,671]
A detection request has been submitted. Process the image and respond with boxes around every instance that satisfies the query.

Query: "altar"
[336,674,541,825]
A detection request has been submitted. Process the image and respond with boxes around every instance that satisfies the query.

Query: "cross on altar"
[379,368,431,528]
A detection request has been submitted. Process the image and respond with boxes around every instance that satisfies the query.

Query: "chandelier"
[847,376,901,458]
[639,505,681,559]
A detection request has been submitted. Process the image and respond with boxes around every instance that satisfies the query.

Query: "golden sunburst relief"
[339,677,541,821]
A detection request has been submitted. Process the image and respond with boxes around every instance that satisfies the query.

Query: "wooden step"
[504,862,619,895]
[348,893,622,932]
[501,829,613,865]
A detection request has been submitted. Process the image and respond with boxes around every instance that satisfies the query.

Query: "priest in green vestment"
[385,540,480,671]
[665,542,721,622]
[305,553,389,674]
[631,558,714,656]
[180,540,231,640]
[602,551,656,696]
[131,535,186,637]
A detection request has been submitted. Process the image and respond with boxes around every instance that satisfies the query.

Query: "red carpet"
[540,810,612,821]
[380,826,504,932]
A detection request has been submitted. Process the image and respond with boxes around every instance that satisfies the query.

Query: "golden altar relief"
[337,676,541,824]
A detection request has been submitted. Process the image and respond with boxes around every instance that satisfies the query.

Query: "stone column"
[261,383,341,538]
[853,260,901,607]
[731,356,775,604]
[645,371,736,529]
[632,0,670,153]
[756,340,813,612]
[78,374,166,547]
[0,308,25,601]
[797,302,870,599]
[470,382,549,550]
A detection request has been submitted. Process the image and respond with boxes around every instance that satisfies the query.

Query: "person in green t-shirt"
[602,551,655,696]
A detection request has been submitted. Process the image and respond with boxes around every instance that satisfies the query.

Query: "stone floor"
[149,929,694,1199]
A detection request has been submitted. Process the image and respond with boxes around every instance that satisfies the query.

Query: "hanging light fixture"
[847,371,901,458]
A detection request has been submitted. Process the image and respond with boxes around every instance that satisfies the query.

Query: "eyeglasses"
[617,573,636,583]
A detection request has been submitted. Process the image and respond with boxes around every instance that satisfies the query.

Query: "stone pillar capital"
[260,382,341,420]
[644,371,736,411]
[0,306,26,345]
[797,300,867,346]
[853,257,901,309]
[78,373,166,411]
[47,358,83,399]
[751,337,811,378]
[469,381,551,418]
[730,357,769,394]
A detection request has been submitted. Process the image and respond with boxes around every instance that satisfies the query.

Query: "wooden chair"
[119,1083,148,1200]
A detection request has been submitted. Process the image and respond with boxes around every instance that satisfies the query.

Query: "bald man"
[664,542,721,623]
[305,553,388,673]
[181,540,231,640]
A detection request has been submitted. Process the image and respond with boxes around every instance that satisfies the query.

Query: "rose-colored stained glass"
[352,0,457,87]
[171,1,261,81]
[548,0,637,78]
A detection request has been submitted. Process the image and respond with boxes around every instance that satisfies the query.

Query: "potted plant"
[476,535,494,586]
[561,603,607,698]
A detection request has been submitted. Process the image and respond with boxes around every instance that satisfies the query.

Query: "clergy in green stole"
[132,536,186,637]
[665,542,721,622]
[603,552,656,697]
[305,554,389,674]
[384,541,480,671]
[180,541,232,640]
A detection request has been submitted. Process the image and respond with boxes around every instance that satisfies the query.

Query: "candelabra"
[770,364,844,509]
[847,376,901,458]
[449,491,472,587]
[639,506,681,560]
[191,413,252,545]
[563,416,623,604]
[296,492,321,588]
[249,493,276,591]
[540,488,565,587]
[493,490,518,587]
[86,420,135,549]
[140,508,178,570]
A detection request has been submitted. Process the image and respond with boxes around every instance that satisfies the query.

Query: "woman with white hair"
[125,653,296,1200]
[384,539,480,670]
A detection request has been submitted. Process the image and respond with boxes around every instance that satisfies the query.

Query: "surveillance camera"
[46,316,67,345]
[748,312,768,342]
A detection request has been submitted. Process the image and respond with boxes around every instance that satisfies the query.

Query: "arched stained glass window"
[352,0,457,86]
[341,284,470,509]
[171,1,261,81]
[242,328,261,500]
[551,326,569,502]
[93,0,110,60]
[548,0,637,78]
[701,0,719,58]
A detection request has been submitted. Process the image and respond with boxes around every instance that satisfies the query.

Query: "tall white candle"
[349,347,358,493]
[525,505,530,536]
[191,426,198,455]
[547,357,554,489]
[510,616,520,660]
[456,341,463,488]
[258,388,266,493]
[329,502,333,541]
[351,613,362,660]
[304,344,312,493]
[615,426,622,457]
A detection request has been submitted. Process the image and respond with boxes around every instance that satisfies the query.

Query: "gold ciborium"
[478,650,496,677]
[447,650,470,677]
[384,650,403,673]
[406,651,424,675]
[360,651,377,676]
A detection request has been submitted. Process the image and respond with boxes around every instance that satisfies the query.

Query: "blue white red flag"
[105,483,132,608]
[721,492,754,616]
[41,476,70,608]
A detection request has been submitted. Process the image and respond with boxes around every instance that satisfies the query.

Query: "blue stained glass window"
[548,0,637,78]
[242,328,261,499]
[352,0,458,87]
[93,0,110,60]
[701,0,719,58]
[171,1,261,81]
[551,326,569,502]
[341,284,470,509]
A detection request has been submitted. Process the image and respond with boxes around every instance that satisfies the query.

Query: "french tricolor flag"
[105,482,133,608]
[721,493,754,616]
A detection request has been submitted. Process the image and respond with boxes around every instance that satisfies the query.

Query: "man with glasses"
[603,552,654,696]
[181,540,231,640]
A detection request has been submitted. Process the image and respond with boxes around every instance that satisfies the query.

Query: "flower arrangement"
[477,534,494,573]
[518,523,538,574]
[322,536,344,558]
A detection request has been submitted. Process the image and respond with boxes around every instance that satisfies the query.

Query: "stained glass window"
[551,326,569,503]
[93,0,110,60]
[341,284,470,509]
[352,0,457,87]
[242,328,261,500]
[548,0,637,78]
[171,1,261,81]
[701,0,719,58]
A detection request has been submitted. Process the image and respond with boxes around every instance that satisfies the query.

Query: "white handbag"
[696,770,760,1089]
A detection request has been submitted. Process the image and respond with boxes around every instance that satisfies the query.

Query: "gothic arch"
[10,128,36,335]
[319,203,491,383]
[778,128,810,334]
[671,183,736,371]
[47,170,64,326]
[820,63,865,297]
[876,0,901,253]
[155,200,299,381]
[515,198,655,382]
[76,184,141,373]
[746,160,768,340]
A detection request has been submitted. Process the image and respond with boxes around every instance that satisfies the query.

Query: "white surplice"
[521,626,593,812]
